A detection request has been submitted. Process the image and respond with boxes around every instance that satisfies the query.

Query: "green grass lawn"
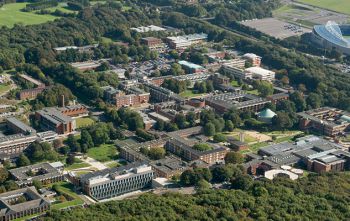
[231,80,240,87]
[0,84,11,94]
[76,117,95,128]
[180,90,205,98]
[105,161,120,168]
[50,182,84,210]
[87,144,118,162]
[0,3,59,27]
[65,162,91,170]
[246,89,260,96]
[297,0,350,15]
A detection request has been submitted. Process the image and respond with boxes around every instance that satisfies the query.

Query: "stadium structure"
[312,21,350,55]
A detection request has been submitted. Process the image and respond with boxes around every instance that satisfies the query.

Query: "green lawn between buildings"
[75,117,95,128]
[87,144,118,162]
[297,0,350,15]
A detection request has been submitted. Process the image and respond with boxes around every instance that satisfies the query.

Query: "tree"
[256,81,274,97]
[272,112,293,130]
[148,147,165,160]
[231,175,253,191]
[204,123,216,136]
[0,168,8,183]
[225,120,234,132]
[213,134,227,143]
[196,179,211,191]
[193,143,213,151]
[66,155,75,165]
[180,170,196,186]
[224,152,244,164]
[17,154,30,167]
[32,179,43,191]
[80,129,94,148]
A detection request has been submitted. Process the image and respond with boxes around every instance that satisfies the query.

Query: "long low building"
[78,162,154,200]
[0,186,50,221]
[205,92,270,113]
[9,162,64,187]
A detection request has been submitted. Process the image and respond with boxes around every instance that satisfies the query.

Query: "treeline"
[22,0,58,12]
[0,4,161,69]
[41,172,350,220]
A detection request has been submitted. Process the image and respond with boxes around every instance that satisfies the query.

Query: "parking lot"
[241,18,311,39]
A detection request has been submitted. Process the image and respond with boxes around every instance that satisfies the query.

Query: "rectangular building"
[79,162,154,200]
[297,107,350,136]
[0,187,50,221]
[166,33,208,50]
[9,162,64,187]
[205,92,270,113]
[35,108,76,134]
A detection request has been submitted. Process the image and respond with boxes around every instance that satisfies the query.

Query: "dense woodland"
[42,173,350,220]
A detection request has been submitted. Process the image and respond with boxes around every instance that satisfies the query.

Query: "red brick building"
[141,37,163,49]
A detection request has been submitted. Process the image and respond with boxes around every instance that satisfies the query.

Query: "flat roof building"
[0,186,50,221]
[79,162,154,200]
[166,33,208,49]
[297,107,350,136]
[9,162,64,187]
[35,108,76,135]
[205,92,270,113]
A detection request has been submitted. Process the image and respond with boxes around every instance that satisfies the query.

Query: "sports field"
[297,0,350,15]
[0,3,58,27]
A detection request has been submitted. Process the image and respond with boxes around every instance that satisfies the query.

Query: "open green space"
[246,89,260,96]
[87,144,118,162]
[180,90,205,98]
[50,182,84,210]
[65,162,91,170]
[297,0,350,15]
[105,161,120,168]
[0,3,59,27]
[76,117,95,128]
[231,80,240,87]
[0,84,11,94]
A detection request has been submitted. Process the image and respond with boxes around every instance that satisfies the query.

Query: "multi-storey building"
[0,118,37,160]
[165,132,228,164]
[9,162,64,187]
[205,92,270,113]
[222,62,275,82]
[0,187,50,221]
[165,33,208,49]
[297,107,350,136]
[79,162,154,200]
[243,53,262,67]
[35,108,76,134]
[141,37,164,49]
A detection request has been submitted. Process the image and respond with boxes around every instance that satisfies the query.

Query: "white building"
[245,67,275,82]
[166,33,208,49]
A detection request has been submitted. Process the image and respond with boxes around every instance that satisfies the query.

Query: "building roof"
[258,109,276,119]
[6,117,36,134]
[245,66,275,76]
[0,186,50,216]
[36,108,72,125]
[178,60,204,70]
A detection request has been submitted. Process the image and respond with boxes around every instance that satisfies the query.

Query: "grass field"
[297,0,350,15]
[65,162,91,170]
[180,90,205,98]
[87,144,118,162]
[50,182,84,210]
[0,3,59,27]
[0,84,11,94]
[76,117,95,128]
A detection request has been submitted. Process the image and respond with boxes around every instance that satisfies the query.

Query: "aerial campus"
[0,0,350,220]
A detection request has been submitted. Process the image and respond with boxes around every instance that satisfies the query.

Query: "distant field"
[297,0,350,15]
[0,3,58,27]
